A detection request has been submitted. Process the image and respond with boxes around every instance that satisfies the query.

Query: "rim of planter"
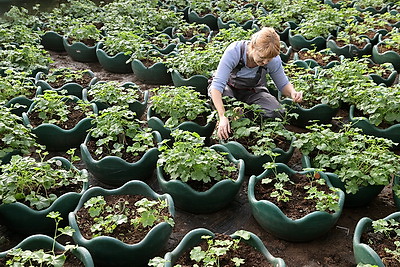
[288,29,327,51]
[326,35,372,59]
[372,41,400,71]
[156,144,245,213]
[130,58,172,85]
[62,37,99,63]
[216,17,254,30]
[80,131,161,186]
[353,211,400,266]
[68,180,175,267]
[170,69,209,97]
[0,157,89,234]
[95,42,133,74]
[40,30,65,52]
[187,8,218,30]
[355,4,391,14]
[5,96,35,116]
[164,228,286,267]
[248,163,345,242]
[349,104,400,143]
[0,234,95,267]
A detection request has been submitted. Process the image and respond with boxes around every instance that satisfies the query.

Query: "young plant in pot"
[219,97,296,176]
[294,123,400,207]
[0,149,89,234]
[156,129,245,213]
[80,105,161,186]
[248,162,344,242]
[147,85,216,142]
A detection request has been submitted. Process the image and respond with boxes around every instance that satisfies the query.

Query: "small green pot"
[326,36,372,59]
[372,41,400,71]
[0,234,94,267]
[96,42,132,74]
[157,145,245,214]
[171,69,209,96]
[131,59,172,84]
[80,131,161,187]
[35,70,98,99]
[146,105,216,141]
[63,37,98,63]
[248,163,345,242]
[21,96,98,151]
[40,30,65,52]
[221,137,295,176]
[353,211,400,267]
[187,9,218,30]
[349,105,400,143]
[163,228,286,267]
[68,180,175,267]
[288,29,327,51]
[0,157,89,234]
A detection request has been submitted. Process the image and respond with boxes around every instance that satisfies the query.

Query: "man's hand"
[291,90,303,103]
[217,116,231,140]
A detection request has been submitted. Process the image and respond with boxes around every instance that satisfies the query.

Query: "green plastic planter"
[292,48,342,69]
[349,105,400,143]
[393,175,400,211]
[221,137,295,176]
[21,96,98,151]
[80,131,161,187]
[63,37,98,63]
[35,70,98,99]
[0,234,94,267]
[146,105,216,141]
[171,69,209,96]
[326,36,372,59]
[163,228,286,267]
[187,9,218,30]
[248,163,345,242]
[4,96,35,116]
[40,30,65,52]
[353,211,400,267]
[372,41,400,71]
[288,29,327,51]
[0,157,89,234]
[96,42,132,74]
[68,180,175,267]
[131,59,172,85]
[157,145,245,214]
[216,17,254,30]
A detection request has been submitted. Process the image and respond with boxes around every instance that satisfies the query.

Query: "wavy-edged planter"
[353,211,400,267]
[170,69,209,96]
[0,234,94,267]
[157,144,245,214]
[172,24,212,44]
[80,131,161,187]
[355,3,392,15]
[326,36,372,59]
[288,29,327,51]
[292,48,342,69]
[187,9,218,31]
[95,42,132,74]
[147,105,216,141]
[302,154,384,207]
[349,104,400,143]
[131,59,172,84]
[40,30,65,52]
[63,37,98,63]
[368,68,398,87]
[279,41,293,63]
[35,70,98,99]
[221,136,295,176]
[68,180,175,267]
[217,17,254,30]
[248,163,345,242]
[163,228,286,267]
[372,41,400,71]
[0,157,89,234]
[4,95,35,116]
[21,96,98,151]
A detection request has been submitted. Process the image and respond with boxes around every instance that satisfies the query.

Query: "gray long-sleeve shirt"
[210,40,290,93]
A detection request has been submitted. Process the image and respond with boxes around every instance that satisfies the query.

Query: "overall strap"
[231,40,247,75]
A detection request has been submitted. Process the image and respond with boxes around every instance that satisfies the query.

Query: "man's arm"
[281,82,303,102]
[210,88,231,140]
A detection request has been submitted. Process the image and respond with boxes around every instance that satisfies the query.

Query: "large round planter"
[157,144,245,214]
[248,163,345,242]
[96,42,132,73]
[292,48,342,69]
[288,29,327,51]
[21,96,97,151]
[131,59,172,84]
[302,155,385,207]
[163,228,286,267]
[355,3,391,14]
[0,157,88,234]
[80,131,161,187]
[62,37,98,63]
[372,41,400,71]
[147,105,216,141]
[221,137,295,176]
[349,104,400,143]
[171,69,209,96]
[217,17,254,30]
[187,9,218,30]
[4,96,35,116]
[40,30,65,52]
[368,68,398,87]
[353,211,400,267]
[326,36,372,59]
[0,234,94,267]
[68,180,175,267]
[171,24,212,44]
[35,70,98,99]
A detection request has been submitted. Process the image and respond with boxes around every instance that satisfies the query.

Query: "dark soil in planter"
[297,50,340,66]
[361,230,400,266]
[75,194,171,244]
[46,72,93,88]
[174,233,274,267]
[67,37,96,47]
[254,172,336,220]
[0,250,85,267]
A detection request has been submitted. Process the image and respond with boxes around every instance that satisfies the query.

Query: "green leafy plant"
[0,149,88,210]
[368,218,400,264]
[102,31,153,57]
[0,69,38,103]
[5,211,77,267]
[43,67,92,86]
[158,130,238,183]
[65,22,102,45]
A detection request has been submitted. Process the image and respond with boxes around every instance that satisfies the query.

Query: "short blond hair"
[250,27,280,58]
